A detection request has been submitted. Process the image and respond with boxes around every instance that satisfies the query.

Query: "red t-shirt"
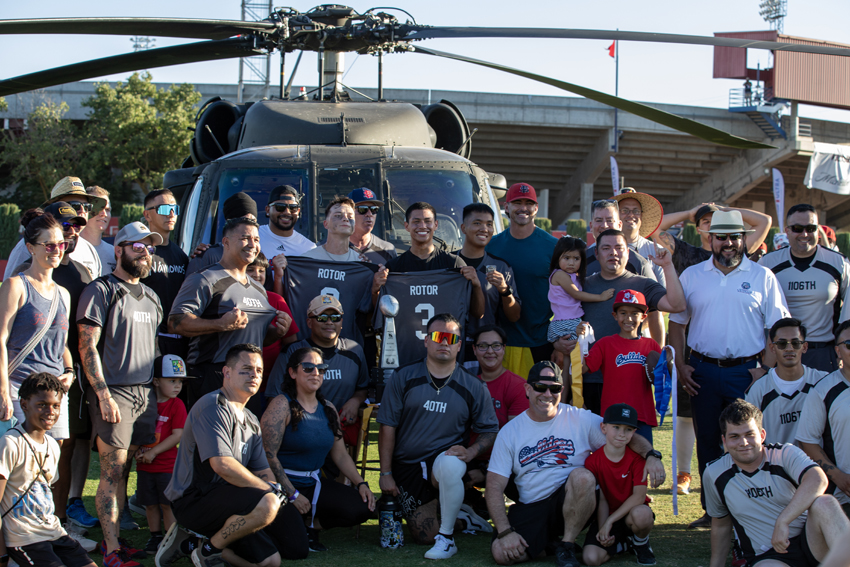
[471,370,529,458]
[584,334,660,426]
[137,397,187,474]
[585,446,649,513]
[262,292,299,386]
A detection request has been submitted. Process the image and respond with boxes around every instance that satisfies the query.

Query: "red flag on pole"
[608,41,615,58]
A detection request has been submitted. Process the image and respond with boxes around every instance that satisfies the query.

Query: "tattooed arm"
[800,442,850,496]
[209,456,273,491]
[260,395,312,513]
[78,323,120,424]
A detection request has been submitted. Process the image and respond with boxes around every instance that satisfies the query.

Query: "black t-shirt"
[386,248,466,272]
[143,241,189,334]
[458,252,484,269]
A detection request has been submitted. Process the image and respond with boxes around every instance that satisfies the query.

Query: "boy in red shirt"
[583,404,655,566]
[581,289,665,442]
[134,355,191,554]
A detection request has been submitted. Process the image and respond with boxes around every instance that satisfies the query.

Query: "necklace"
[426,365,453,395]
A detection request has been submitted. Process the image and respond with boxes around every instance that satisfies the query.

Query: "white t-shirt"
[258,225,316,259]
[90,238,117,275]
[0,427,65,547]
[301,245,362,262]
[4,236,101,280]
[488,403,605,504]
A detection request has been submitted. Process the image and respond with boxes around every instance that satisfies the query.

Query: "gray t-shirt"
[586,243,657,282]
[77,274,162,386]
[377,360,499,464]
[91,239,117,275]
[186,244,223,276]
[582,271,666,384]
[170,264,276,365]
[165,391,268,501]
[265,338,369,408]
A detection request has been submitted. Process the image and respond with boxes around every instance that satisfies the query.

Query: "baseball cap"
[42,176,107,214]
[308,294,344,316]
[268,184,299,205]
[153,354,196,379]
[774,232,790,250]
[527,360,562,384]
[348,187,382,205]
[115,221,164,247]
[821,225,836,242]
[505,183,538,204]
[43,202,87,226]
[613,289,648,313]
[694,204,720,224]
[603,403,638,428]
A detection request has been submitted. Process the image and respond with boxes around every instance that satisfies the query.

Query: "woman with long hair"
[262,346,374,558]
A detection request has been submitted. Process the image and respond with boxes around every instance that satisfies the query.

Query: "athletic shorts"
[393,455,440,519]
[746,529,817,567]
[172,484,278,564]
[136,470,172,507]
[87,384,157,450]
[8,534,92,567]
[496,484,567,560]
[67,375,92,439]
[582,517,632,555]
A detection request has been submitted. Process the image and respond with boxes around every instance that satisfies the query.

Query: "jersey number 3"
[414,303,435,340]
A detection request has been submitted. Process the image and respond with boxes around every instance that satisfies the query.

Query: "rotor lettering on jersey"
[745,486,774,499]
[422,400,447,413]
[318,268,345,281]
[410,285,439,295]
[133,312,152,323]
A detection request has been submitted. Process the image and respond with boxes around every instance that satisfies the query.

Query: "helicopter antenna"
[457,128,479,153]
[204,125,227,157]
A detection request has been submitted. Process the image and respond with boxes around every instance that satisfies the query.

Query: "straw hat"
[41,176,107,214]
[612,188,663,238]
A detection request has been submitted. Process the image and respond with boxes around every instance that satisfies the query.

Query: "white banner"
[610,156,620,195]
[804,142,850,195]
[772,168,785,231]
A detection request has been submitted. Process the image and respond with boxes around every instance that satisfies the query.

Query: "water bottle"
[378,493,404,548]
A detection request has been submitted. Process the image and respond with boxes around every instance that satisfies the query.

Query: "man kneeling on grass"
[705,399,850,567]
[0,373,96,567]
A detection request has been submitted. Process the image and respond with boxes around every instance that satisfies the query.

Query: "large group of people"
[1,174,850,567]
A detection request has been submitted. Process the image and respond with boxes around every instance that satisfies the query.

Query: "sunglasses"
[474,342,504,352]
[428,331,461,345]
[299,362,329,375]
[840,341,850,349]
[34,241,68,253]
[66,201,93,213]
[61,222,83,233]
[788,224,818,234]
[121,242,156,255]
[529,382,564,394]
[147,204,180,216]
[310,313,342,323]
[271,203,300,212]
[773,339,804,350]
[356,205,380,215]
[713,233,743,241]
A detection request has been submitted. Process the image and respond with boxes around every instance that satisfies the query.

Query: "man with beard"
[77,222,163,565]
[669,210,789,528]
[259,185,316,285]
[169,217,292,408]
[303,196,363,261]
[348,187,397,264]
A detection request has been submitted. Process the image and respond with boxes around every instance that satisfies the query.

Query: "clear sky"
[2,0,849,122]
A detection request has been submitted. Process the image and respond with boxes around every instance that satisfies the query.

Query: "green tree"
[0,98,7,112]
[82,72,200,203]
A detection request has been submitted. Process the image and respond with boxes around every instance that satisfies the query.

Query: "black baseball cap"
[695,204,720,224]
[268,184,299,205]
[603,403,638,428]
[43,202,87,226]
[527,361,563,384]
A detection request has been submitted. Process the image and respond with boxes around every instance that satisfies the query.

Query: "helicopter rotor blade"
[406,27,850,58]
[0,18,276,40]
[0,37,265,97]
[411,45,775,150]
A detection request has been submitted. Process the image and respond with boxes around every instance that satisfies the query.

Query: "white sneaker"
[66,528,97,552]
[64,522,88,537]
[457,503,493,534]
[424,534,458,560]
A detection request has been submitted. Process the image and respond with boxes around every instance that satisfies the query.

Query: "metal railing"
[729,86,774,108]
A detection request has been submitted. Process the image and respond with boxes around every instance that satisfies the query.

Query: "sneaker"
[66,528,97,553]
[99,539,147,559]
[67,498,99,528]
[103,548,142,567]
[121,503,140,531]
[307,528,328,552]
[424,533,458,560]
[457,503,493,534]
[731,539,747,567]
[630,539,656,565]
[677,472,692,495]
[156,523,193,567]
[555,541,581,567]
[128,493,146,516]
[687,513,711,530]
[145,534,165,554]
[191,546,229,567]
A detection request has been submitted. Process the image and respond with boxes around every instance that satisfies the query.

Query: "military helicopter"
[2,5,849,254]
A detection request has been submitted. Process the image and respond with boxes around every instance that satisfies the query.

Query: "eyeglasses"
[474,342,504,352]
[788,224,818,234]
[529,382,563,394]
[66,201,93,213]
[428,331,461,345]
[121,242,155,255]
[773,339,804,350]
[310,313,342,323]
[34,241,68,253]
[356,205,380,215]
[271,203,300,212]
[61,222,83,233]
[146,204,180,216]
[619,208,642,217]
[299,362,329,375]
[713,233,743,241]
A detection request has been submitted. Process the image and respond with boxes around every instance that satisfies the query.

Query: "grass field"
[79,421,720,567]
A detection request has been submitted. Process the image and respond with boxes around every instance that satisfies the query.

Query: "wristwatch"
[645,449,663,460]
[499,285,514,297]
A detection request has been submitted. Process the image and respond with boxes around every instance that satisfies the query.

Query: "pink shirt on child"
[548,270,583,320]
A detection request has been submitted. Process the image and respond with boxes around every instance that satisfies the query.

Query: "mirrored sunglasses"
[356,205,380,215]
[713,233,743,241]
[67,201,93,213]
[272,203,300,212]
[34,241,68,253]
[122,242,155,255]
[299,362,329,374]
[61,222,83,232]
[310,313,342,323]
[428,331,460,345]
[788,224,818,234]
[147,204,180,216]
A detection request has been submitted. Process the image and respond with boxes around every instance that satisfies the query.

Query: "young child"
[548,237,614,343]
[582,404,655,566]
[134,356,191,555]
[581,290,667,443]
[0,372,96,567]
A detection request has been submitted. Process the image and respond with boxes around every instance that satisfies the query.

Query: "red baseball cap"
[505,183,538,204]
[613,289,648,312]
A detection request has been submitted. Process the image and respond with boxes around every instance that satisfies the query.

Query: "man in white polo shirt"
[669,210,790,528]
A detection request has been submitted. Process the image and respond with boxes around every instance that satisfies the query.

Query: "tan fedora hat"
[612,188,664,238]
[706,210,755,234]
[41,176,107,214]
